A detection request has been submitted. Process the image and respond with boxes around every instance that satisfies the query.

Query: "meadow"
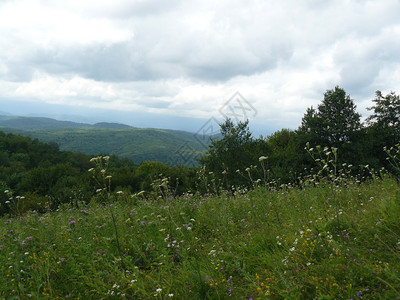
[1,157,399,299]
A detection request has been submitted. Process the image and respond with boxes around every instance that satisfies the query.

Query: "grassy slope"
[1,176,399,298]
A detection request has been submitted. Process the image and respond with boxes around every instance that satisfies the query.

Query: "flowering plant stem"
[109,205,126,277]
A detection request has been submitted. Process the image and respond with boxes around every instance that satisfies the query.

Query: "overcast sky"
[1,0,400,134]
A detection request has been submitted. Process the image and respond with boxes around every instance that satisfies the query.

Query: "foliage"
[1,170,399,298]
[0,124,209,166]
[2,85,400,297]
[2,86,400,215]
[299,86,362,147]
[199,119,268,187]
[367,90,400,130]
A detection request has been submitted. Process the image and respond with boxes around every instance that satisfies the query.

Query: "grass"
[1,172,400,299]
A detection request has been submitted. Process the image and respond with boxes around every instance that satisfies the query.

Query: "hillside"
[0,115,213,165]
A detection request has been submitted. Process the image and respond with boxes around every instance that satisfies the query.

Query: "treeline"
[201,87,400,185]
[1,86,399,215]
[0,133,198,214]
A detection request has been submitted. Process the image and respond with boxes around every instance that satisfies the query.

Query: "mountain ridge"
[0,115,214,166]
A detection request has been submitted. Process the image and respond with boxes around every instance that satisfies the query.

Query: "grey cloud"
[21,33,293,83]
[334,28,400,98]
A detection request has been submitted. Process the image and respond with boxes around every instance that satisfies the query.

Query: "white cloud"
[1,0,400,132]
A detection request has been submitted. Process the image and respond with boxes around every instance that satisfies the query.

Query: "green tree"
[365,91,400,169]
[266,129,305,183]
[199,119,257,186]
[367,91,400,140]
[298,106,326,146]
[298,86,362,147]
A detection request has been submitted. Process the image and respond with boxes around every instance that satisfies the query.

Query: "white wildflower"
[259,156,267,162]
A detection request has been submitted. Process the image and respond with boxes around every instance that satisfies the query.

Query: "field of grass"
[1,168,400,299]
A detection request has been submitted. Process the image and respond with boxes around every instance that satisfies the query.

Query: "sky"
[1,0,400,135]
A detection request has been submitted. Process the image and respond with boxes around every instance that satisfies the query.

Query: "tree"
[365,91,400,167]
[266,129,304,182]
[367,91,400,138]
[298,106,326,146]
[199,119,256,186]
[298,86,362,147]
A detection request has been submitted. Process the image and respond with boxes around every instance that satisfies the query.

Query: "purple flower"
[140,221,146,226]
[69,220,76,225]
[0,245,3,248]
[60,257,65,262]
[25,236,32,240]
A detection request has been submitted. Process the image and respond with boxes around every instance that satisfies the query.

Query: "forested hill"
[0,115,211,165]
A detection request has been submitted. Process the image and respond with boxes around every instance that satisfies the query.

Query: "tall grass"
[1,168,400,298]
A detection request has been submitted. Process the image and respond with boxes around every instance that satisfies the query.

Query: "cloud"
[1,0,400,132]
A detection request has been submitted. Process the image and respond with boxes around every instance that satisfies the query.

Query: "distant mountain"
[0,111,12,116]
[92,122,132,129]
[0,115,214,166]
[0,115,12,121]
[0,116,90,130]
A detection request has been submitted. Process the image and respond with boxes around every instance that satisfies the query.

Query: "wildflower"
[259,156,268,162]
[168,294,174,297]
[26,237,33,240]
[69,220,76,225]
[156,288,162,293]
